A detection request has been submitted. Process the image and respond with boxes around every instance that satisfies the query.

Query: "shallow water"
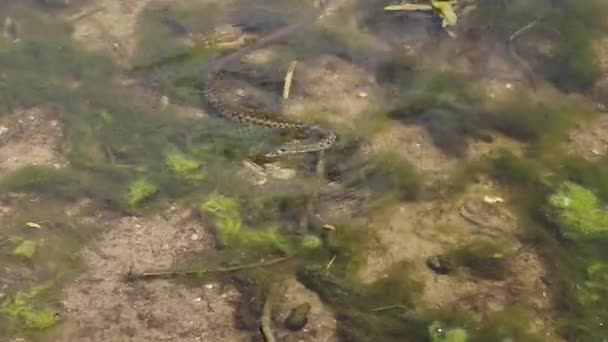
[1,0,608,341]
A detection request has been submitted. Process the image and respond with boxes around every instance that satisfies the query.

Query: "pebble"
[0,126,8,135]
[160,96,170,108]
[190,233,199,241]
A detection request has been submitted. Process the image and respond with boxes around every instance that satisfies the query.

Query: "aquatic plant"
[477,0,608,92]
[0,166,81,199]
[200,194,293,253]
[361,151,423,201]
[0,285,58,330]
[546,181,608,241]
[124,178,158,208]
[164,146,206,181]
[12,240,37,259]
[428,321,468,342]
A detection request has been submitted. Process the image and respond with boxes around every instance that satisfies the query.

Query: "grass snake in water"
[202,0,337,159]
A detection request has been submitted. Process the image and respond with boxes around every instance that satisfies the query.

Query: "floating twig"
[128,256,290,280]
[282,61,298,99]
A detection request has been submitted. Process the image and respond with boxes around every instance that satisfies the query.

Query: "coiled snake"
[202,1,336,158]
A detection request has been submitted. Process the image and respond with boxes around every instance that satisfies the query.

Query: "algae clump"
[300,235,322,249]
[164,147,206,181]
[12,240,37,259]
[1,287,59,330]
[125,178,158,208]
[201,194,292,253]
[546,181,608,240]
[429,321,468,342]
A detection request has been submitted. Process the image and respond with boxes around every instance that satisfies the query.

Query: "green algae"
[1,284,59,330]
[300,235,322,249]
[200,194,294,254]
[12,240,37,259]
[125,178,158,208]
[428,321,468,342]
[164,146,206,181]
[546,181,608,241]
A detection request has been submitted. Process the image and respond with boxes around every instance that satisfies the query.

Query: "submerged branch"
[126,256,290,280]
[508,18,541,90]
[261,296,276,342]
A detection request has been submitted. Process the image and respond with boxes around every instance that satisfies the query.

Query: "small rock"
[160,96,170,108]
[205,284,214,289]
[426,255,453,275]
[0,126,8,135]
[190,233,199,241]
[483,196,504,204]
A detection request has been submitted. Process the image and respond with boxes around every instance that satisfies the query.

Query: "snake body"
[202,2,336,158]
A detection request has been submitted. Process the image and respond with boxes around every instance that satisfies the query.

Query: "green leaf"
[431,0,458,27]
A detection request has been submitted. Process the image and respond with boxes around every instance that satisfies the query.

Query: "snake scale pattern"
[202,1,336,158]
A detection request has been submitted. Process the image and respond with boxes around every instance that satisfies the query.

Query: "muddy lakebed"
[1,0,608,341]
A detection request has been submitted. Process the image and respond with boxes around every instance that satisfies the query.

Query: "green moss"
[125,178,158,208]
[546,182,608,240]
[12,240,37,259]
[164,146,206,181]
[1,285,59,330]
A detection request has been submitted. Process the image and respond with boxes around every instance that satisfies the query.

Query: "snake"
[202,1,336,159]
